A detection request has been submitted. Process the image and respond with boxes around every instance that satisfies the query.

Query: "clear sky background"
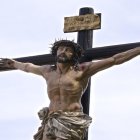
[0,0,140,140]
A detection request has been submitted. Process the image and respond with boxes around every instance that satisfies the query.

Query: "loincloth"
[33,107,92,140]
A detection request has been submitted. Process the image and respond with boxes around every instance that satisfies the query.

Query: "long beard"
[56,54,73,63]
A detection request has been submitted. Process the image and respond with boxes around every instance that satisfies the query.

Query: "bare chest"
[44,70,88,92]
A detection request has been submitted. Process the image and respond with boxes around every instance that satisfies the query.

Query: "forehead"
[57,45,74,50]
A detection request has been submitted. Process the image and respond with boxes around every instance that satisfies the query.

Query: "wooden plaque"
[64,13,101,33]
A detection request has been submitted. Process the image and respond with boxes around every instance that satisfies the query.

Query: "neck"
[56,63,73,74]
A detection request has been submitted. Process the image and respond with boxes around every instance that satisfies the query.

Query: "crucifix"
[0,7,140,140]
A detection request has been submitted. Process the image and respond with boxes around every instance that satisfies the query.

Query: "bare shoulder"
[78,58,114,77]
[78,62,92,71]
[40,65,52,73]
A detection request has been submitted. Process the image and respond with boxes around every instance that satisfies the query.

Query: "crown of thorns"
[51,40,82,58]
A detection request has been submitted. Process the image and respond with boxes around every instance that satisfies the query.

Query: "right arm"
[0,58,50,76]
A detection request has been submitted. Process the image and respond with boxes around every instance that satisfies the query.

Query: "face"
[56,46,74,63]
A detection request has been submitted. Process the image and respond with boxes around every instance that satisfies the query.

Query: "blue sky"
[0,0,140,140]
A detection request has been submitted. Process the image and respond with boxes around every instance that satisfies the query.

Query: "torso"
[42,65,89,114]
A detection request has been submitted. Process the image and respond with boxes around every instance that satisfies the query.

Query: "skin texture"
[0,46,140,140]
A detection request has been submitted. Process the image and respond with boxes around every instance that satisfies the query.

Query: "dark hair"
[51,39,83,70]
[51,40,82,58]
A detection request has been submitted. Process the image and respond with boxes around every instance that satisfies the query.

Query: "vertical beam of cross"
[77,7,94,140]
[77,7,93,116]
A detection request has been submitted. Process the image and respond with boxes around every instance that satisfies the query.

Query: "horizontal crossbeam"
[0,42,140,72]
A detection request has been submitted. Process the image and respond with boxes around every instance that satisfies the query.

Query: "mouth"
[57,54,69,63]
[58,53,66,57]
[58,54,67,59]
[58,56,67,62]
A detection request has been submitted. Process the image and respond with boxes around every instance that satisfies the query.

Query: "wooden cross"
[0,7,140,140]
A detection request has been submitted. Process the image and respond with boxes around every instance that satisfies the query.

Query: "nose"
[61,48,66,53]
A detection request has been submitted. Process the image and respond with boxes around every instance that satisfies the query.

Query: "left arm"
[83,47,140,77]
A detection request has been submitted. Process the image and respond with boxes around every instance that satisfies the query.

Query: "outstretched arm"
[0,58,49,76]
[84,47,140,77]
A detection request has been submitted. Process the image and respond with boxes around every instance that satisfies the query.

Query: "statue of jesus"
[0,40,140,140]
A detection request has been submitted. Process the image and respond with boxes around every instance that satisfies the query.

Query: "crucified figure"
[0,40,140,140]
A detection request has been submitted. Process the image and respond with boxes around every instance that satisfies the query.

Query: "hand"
[0,58,15,68]
[137,47,140,53]
[134,47,140,55]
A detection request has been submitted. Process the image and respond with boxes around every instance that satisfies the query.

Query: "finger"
[0,64,5,67]
[0,58,6,66]
[0,58,3,62]
[0,61,4,64]
[0,61,5,64]
[0,58,9,63]
[0,58,9,61]
[0,58,5,62]
[0,60,5,64]
[0,58,5,60]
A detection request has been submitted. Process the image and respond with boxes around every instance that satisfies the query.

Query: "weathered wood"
[0,42,140,72]
[64,13,101,33]
[77,8,94,120]
[77,7,94,140]
[81,41,140,61]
